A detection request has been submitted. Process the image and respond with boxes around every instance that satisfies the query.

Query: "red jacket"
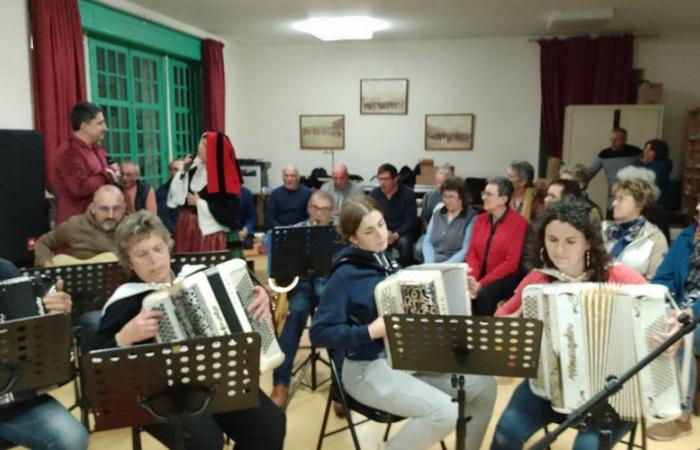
[55,136,114,225]
[466,208,528,287]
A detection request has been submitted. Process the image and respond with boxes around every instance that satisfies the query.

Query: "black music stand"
[82,333,261,450]
[270,225,341,404]
[0,314,74,403]
[21,262,126,316]
[384,314,543,450]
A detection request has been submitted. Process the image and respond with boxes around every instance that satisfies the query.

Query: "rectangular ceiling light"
[293,16,389,41]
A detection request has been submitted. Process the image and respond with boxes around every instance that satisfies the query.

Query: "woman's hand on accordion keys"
[115,309,162,347]
[248,286,272,324]
[42,278,72,313]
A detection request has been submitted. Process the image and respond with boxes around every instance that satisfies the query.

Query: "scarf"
[204,131,241,196]
[605,215,646,258]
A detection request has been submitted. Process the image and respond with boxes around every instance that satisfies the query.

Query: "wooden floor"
[43,254,700,449]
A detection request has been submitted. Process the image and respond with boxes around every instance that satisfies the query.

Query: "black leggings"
[472,274,523,316]
[144,390,285,450]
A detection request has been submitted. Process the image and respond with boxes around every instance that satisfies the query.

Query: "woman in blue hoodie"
[311,196,496,450]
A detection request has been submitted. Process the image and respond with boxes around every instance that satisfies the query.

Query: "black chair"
[317,351,447,450]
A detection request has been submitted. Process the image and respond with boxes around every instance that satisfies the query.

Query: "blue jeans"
[0,395,88,450]
[274,278,338,386]
[490,381,632,450]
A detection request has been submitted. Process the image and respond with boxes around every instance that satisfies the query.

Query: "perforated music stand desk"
[270,225,340,286]
[82,333,261,446]
[0,313,73,397]
[21,263,126,316]
[384,314,543,450]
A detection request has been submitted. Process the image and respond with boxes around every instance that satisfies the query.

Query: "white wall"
[635,33,700,177]
[225,37,542,186]
[0,0,33,129]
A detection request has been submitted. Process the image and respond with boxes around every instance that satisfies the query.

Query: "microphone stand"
[531,312,699,450]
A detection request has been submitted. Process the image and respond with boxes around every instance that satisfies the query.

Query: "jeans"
[391,234,418,267]
[274,278,344,386]
[343,358,496,450]
[681,326,700,413]
[490,381,632,450]
[0,395,88,450]
[145,390,285,450]
[472,274,523,316]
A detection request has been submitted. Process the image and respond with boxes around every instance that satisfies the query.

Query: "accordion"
[0,275,51,322]
[522,282,682,422]
[143,259,284,373]
[375,263,470,365]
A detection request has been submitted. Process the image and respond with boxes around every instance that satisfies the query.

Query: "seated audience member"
[120,160,156,214]
[506,160,544,222]
[369,163,419,267]
[559,163,603,222]
[320,163,364,220]
[491,199,648,449]
[466,177,529,316]
[0,258,89,450]
[602,174,668,280]
[422,176,477,263]
[94,211,285,449]
[636,138,672,205]
[55,102,117,225]
[34,185,126,267]
[645,198,700,441]
[543,179,582,206]
[420,164,454,228]
[168,132,242,252]
[236,185,257,249]
[311,197,496,450]
[156,158,185,234]
[270,191,343,411]
[265,165,312,230]
[618,166,670,243]
[587,127,642,217]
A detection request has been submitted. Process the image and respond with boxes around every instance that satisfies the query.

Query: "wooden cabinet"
[681,108,700,215]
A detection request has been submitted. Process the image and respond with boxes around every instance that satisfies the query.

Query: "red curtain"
[202,39,226,133]
[539,34,634,158]
[30,0,87,188]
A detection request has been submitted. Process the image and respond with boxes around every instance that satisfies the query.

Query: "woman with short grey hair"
[506,160,543,222]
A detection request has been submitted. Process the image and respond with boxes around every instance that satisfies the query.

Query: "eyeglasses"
[310,205,333,213]
[96,205,125,214]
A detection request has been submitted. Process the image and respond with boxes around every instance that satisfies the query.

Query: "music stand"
[384,314,543,450]
[82,333,261,450]
[0,313,74,403]
[270,225,341,404]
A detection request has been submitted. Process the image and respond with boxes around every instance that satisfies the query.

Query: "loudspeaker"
[0,130,49,267]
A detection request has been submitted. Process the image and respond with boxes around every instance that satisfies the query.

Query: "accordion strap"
[666,292,692,410]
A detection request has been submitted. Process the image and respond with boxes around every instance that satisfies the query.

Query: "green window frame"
[81,0,203,186]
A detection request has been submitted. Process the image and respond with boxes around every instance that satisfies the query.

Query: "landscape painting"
[425,114,474,150]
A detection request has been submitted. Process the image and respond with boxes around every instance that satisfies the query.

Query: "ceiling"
[128,0,700,45]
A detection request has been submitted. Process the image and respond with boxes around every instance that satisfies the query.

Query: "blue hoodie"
[310,246,396,361]
[652,224,700,315]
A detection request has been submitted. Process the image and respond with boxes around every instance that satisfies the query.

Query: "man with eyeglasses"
[34,185,127,267]
[270,190,344,412]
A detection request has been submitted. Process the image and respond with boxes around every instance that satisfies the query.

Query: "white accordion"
[522,282,682,422]
[143,259,284,373]
[374,263,470,364]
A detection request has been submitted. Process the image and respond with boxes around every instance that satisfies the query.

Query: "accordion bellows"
[522,282,682,423]
[374,263,470,365]
[143,259,284,373]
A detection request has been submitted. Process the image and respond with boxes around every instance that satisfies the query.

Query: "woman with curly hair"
[491,198,647,449]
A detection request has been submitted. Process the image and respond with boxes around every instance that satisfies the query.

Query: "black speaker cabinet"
[0,130,49,266]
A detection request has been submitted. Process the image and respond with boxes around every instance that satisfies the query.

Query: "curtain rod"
[528,32,660,43]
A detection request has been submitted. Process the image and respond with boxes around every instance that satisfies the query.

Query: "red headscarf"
[204,131,241,196]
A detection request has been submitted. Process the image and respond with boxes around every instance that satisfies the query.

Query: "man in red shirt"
[54,102,117,225]
[466,177,529,315]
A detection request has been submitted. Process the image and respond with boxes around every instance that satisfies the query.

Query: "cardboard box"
[638,82,663,104]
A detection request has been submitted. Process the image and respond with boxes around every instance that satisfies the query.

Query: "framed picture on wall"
[360,78,408,114]
[299,114,345,149]
[425,114,474,150]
